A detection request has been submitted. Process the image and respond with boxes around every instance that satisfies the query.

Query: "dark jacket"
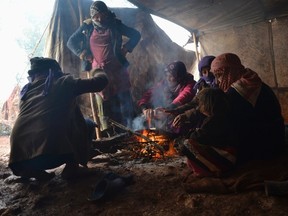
[227,83,285,162]
[9,73,108,171]
[67,18,141,71]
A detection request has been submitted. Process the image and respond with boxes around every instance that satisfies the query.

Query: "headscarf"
[194,55,216,90]
[20,57,63,100]
[198,55,215,76]
[90,1,109,18]
[211,53,262,106]
[90,1,115,29]
[165,61,187,84]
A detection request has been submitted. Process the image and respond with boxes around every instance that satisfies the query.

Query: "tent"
[44,0,288,122]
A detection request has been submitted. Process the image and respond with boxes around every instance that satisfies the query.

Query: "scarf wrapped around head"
[20,57,63,100]
[198,55,215,76]
[90,1,115,29]
[90,1,109,18]
[165,61,188,84]
[211,53,262,106]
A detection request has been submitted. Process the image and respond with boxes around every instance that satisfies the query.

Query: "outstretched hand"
[142,107,170,120]
[172,113,188,128]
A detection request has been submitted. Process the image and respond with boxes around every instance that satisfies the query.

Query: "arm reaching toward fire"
[142,107,170,121]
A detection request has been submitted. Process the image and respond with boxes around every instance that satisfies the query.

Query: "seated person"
[176,88,238,177]
[211,53,286,164]
[165,56,217,136]
[136,61,196,133]
[9,57,108,181]
[193,55,217,92]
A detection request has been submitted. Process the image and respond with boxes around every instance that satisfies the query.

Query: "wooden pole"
[192,32,200,62]
[87,72,101,139]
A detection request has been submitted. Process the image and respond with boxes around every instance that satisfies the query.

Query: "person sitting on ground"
[193,55,217,92]
[210,53,286,164]
[8,57,108,181]
[164,55,217,136]
[175,88,238,177]
[136,61,196,133]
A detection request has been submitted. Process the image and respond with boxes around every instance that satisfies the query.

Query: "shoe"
[87,172,134,202]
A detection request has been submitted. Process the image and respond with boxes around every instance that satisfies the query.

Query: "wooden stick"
[192,32,200,62]
[108,118,165,154]
[87,72,101,139]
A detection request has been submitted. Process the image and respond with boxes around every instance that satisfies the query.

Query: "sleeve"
[172,82,197,106]
[61,73,109,96]
[174,98,199,113]
[137,88,153,111]
[119,22,141,52]
[190,116,231,147]
[67,23,88,57]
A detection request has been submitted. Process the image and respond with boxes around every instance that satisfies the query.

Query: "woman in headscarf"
[67,1,141,132]
[165,55,217,136]
[210,53,285,164]
[136,61,196,132]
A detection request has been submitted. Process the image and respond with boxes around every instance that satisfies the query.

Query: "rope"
[28,21,50,59]
[16,20,51,86]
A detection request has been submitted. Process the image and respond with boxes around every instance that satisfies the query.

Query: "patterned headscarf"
[165,61,187,83]
[211,53,262,106]
[90,1,109,18]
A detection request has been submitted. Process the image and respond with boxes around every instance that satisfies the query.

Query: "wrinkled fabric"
[210,53,285,163]
[211,53,245,92]
[231,68,262,107]
[9,73,108,174]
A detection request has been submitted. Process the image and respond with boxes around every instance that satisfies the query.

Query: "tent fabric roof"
[127,0,288,35]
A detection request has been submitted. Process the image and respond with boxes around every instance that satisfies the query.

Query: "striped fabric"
[183,139,237,177]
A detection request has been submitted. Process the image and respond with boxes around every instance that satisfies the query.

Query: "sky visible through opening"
[0,0,192,105]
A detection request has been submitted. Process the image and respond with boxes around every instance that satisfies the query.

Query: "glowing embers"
[130,128,177,159]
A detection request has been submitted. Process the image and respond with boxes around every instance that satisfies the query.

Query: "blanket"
[183,149,288,194]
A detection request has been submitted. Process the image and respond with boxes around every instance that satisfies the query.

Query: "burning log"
[108,119,165,155]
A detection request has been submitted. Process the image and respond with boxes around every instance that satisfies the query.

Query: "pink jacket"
[138,73,196,110]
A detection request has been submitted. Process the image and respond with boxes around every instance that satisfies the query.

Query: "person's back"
[9,57,108,181]
[227,82,285,162]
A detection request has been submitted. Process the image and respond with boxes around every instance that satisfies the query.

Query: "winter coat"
[9,73,108,170]
[67,18,141,71]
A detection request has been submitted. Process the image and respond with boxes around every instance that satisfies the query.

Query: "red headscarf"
[211,53,262,106]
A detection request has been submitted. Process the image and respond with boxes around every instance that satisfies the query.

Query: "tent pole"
[192,32,200,62]
[86,72,102,140]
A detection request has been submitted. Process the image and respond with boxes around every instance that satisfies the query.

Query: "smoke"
[132,115,146,131]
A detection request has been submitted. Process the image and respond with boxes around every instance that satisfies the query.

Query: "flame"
[134,129,177,159]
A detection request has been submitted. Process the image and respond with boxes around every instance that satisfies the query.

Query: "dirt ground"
[1,135,288,216]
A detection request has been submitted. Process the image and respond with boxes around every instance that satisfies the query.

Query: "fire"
[133,129,178,159]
